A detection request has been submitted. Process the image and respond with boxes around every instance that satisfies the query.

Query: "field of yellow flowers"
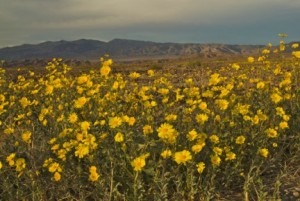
[0,39,300,200]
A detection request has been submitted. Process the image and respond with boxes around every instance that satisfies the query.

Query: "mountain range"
[0,39,265,61]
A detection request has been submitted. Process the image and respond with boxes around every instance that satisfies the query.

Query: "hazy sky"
[0,0,299,47]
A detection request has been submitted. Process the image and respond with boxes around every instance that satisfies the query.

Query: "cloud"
[0,0,299,47]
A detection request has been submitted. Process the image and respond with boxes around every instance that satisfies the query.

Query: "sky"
[0,0,299,48]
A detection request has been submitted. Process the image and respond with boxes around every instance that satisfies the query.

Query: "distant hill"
[0,38,264,61]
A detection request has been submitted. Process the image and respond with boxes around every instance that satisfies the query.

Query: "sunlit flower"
[291,43,299,49]
[165,114,177,121]
[14,158,26,172]
[48,162,61,173]
[231,63,240,70]
[209,135,219,144]
[292,51,300,58]
[187,129,198,141]
[256,81,265,89]
[215,99,229,110]
[74,97,88,108]
[68,113,78,124]
[100,65,111,76]
[196,162,205,173]
[77,75,88,84]
[161,149,172,159]
[109,117,123,128]
[54,172,61,181]
[209,73,221,86]
[4,127,14,135]
[192,142,205,153]
[259,148,269,158]
[265,128,278,138]
[147,69,155,77]
[196,114,209,124]
[157,123,178,144]
[271,93,282,104]
[211,155,221,166]
[22,131,32,143]
[89,166,100,181]
[114,132,124,143]
[127,117,136,126]
[19,97,31,108]
[235,135,246,144]
[129,72,141,79]
[262,49,270,54]
[213,147,223,156]
[131,156,146,171]
[80,121,90,131]
[174,150,192,165]
[247,57,255,63]
[199,102,207,110]
[279,121,288,129]
[143,125,153,135]
[225,152,236,161]
[75,144,89,158]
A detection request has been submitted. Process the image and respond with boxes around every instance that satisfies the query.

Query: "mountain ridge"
[0,38,265,61]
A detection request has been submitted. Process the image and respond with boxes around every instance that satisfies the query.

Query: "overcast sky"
[0,0,299,48]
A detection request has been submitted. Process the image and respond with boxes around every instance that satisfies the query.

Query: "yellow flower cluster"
[0,43,298,199]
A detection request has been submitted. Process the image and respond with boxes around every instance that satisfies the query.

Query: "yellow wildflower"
[129,72,141,79]
[157,123,178,144]
[279,121,288,129]
[271,93,282,104]
[211,155,221,166]
[232,63,240,70]
[74,97,88,108]
[196,114,209,124]
[143,125,153,135]
[265,128,278,138]
[256,81,265,89]
[259,148,269,158]
[196,162,205,173]
[209,135,219,143]
[4,127,14,135]
[114,132,124,143]
[109,117,122,128]
[75,144,89,158]
[291,43,299,49]
[174,150,192,165]
[80,121,90,131]
[225,152,236,161]
[292,51,300,58]
[247,57,255,63]
[199,102,207,110]
[19,97,31,108]
[187,129,198,141]
[191,142,205,153]
[77,75,88,84]
[100,65,111,76]
[48,162,61,173]
[54,172,61,181]
[213,147,223,156]
[131,156,146,171]
[161,150,172,159]
[22,131,31,143]
[15,158,26,172]
[68,113,78,124]
[209,73,221,86]
[235,136,246,144]
[89,166,100,181]
[215,99,229,110]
